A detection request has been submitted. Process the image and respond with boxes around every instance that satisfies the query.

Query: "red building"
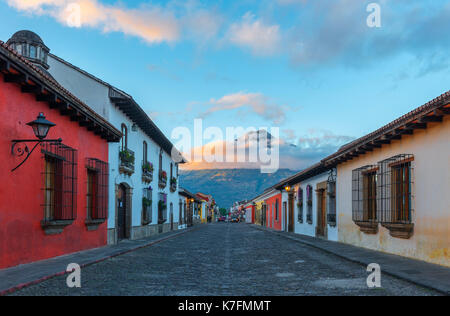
[265,193,282,231]
[0,36,121,269]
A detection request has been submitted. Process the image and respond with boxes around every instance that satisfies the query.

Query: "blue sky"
[1,0,449,170]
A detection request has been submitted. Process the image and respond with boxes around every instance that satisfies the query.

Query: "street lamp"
[11,112,62,172]
[27,112,56,140]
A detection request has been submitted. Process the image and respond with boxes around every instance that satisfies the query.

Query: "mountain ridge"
[179,168,297,209]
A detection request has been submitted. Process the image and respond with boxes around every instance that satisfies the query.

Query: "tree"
[219,208,228,216]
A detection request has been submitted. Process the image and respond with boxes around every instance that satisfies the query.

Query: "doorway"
[288,193,294,232]
[117,183,130,240]
[316,182,327,238]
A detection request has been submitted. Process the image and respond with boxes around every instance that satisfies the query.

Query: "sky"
[1,0,450,170]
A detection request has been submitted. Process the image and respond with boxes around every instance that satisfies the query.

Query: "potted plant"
[142,161,153,174]
[142,162,154,183]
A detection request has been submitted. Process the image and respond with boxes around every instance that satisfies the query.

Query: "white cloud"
[202,92,289,124]
[226,12,282,56]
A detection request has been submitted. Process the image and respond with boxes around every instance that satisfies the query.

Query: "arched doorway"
[117,183,132,240]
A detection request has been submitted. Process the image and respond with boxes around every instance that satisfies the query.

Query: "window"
[352,155,414,238]
[142,187,153,225]
[121,124,127,151]
[378,154,414,225]
[306,185,313,224]
[159,150,163,171]
[297,187,303,223]
[143,141,148,163]
[16,44,22,55]
[42,142,77,223]
[352,165,378,231]
[158,193,168,224]
[86,158,109,221]
[170,163,173,179]
[29,45,36,58]
[327,179,337,226]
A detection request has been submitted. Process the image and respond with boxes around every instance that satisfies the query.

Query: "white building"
[46,49,185,244]
[276,164,338,241]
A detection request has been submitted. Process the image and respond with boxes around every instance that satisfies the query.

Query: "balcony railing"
[119,149,135,175]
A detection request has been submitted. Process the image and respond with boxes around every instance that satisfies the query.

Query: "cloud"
[201,92,289,124]
[182,129,354,171]
[6,0,220,44]
[226,12,282,56]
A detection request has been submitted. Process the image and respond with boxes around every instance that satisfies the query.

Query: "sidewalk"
[251,224,450,295]
[0,227,198,296]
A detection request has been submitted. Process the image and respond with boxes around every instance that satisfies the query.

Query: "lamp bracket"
[11,138,62,172]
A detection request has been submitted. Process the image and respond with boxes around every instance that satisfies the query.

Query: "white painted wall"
[48,55,181,239]
[281,171,338,241]
[337,117,450,266]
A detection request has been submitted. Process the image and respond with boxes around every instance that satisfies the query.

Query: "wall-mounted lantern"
[284,186,291,192]
[327,168,337,197]
[11,113,62,172]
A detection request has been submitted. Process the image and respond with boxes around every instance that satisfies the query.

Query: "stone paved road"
[11,224,440,296]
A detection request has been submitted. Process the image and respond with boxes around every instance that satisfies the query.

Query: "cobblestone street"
[11,224,440,296]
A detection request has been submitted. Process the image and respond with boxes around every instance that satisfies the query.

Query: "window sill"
[354,221,378,234]
[41,220,74,235]
[119,164,135,176]
[85,218,106,231]
[142,173,153,183]
[382,223,414,239]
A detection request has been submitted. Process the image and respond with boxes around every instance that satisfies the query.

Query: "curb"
[251,225,449,296]
[0,227,199,296]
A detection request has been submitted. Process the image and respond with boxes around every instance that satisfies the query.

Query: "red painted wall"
[0,76,109,269]
[265,193,282,231]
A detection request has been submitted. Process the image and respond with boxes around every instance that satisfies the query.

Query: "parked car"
[231,216,240,223]
[218,216,227,222]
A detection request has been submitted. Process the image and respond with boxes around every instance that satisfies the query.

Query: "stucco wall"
[0,75,109,269]
[337,117,450,267]
[291,172,338,241]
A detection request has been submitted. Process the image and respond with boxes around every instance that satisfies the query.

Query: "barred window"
[378,154,414,224]
[42,142,77,221]
[327,178,337,226]
[306,185,313,224]
[275,200,279,221]
[297,187,303,223]
[142,187,153,225]
[85,158,109,220]
[158,192,168,224]
[352,165,378,223]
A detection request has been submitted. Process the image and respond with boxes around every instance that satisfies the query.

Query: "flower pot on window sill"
[119,164,135,176]
[41,219,74,235]
[382,223,414,239]
[142,171,153,183]
[170,182,177,193]
[159,178,167,189]
[355,221,378,234]
[85,218,106,231]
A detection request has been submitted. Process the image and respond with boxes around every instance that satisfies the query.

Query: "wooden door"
[117,184,127,240]
[288,194,294,232]
[316,189,327,237]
